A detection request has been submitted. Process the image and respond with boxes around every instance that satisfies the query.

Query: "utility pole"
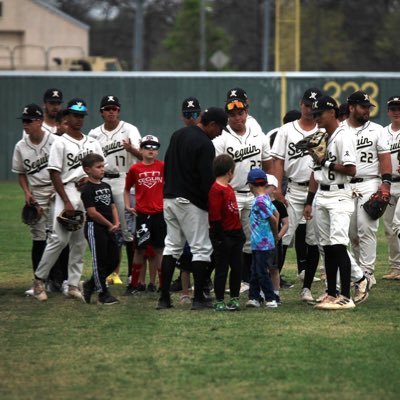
[262,0,271,71]
[134,0,143,71]
[199,0,206,71]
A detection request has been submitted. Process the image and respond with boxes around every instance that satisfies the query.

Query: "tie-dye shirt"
[250,194,276,251]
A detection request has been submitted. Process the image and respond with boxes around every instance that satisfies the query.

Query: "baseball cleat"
[33,279,48,301]
[314,295,340,310]
[334,295,356,309]
[67,286,85,302]
[354,276,370,304]
[382,270,400,280]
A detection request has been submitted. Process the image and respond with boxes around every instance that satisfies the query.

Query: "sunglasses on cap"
[226,100,246,111]
[102,106,120,112]
[142,144,159,150]
[183,111,200,120]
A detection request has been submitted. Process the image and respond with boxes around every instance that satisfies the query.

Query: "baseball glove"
[57,210,84,231]
[362,190,390,220]
[22,202,43,225]
[295,130,328,165]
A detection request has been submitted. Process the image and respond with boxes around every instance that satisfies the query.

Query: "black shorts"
[135,212,166,249]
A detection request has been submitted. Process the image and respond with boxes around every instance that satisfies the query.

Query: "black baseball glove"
[362,190,390,220]
[22,202,43,225]
[295,130,328,165]
[57,210,84,231]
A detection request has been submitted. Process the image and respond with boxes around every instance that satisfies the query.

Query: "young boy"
[246,168,279,309]
[265,174,289,303]
[124,135,166,294]
[209,154,245,311]
[80,153,121,305]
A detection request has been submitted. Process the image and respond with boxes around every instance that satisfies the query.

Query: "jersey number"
[115,156,126,167]
[360,152,373,163]
[250,160,261,169]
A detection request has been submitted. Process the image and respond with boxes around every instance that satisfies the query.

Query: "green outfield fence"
[2,71,400,181]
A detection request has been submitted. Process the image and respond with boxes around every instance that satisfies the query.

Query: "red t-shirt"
[125,160,164,214]
[208,181,242,231]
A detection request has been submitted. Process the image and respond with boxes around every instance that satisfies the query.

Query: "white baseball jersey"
[271,120,320,182]
[313,126,356,185]
[88,121,141,174]
[213,118,270,192]
[342,120,389,178]
[384,124,400,178]
[12,131,56,186]
[48,133,103,183]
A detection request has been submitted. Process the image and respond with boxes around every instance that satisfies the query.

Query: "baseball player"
[181,96,202,126]
[213,89,271,290]
[343,90,392,287]
[304,96,357,310]
[271,88,323,302]
[88,95,142,283]
[12,104,56,288]
[382,96,400,279]
[33,98,104,302]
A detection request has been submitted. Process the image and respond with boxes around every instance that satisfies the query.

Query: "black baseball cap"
[338,103,348,117]
[17,104,44,120]
[310,96,338,114]
[387,96,400,106]
[283,109,301,124]
[182,97,201,113]
[43,88,63,103]
[347,90,375,107]
[100,95,121,110]
[202,107,229,132]
[302,88,323,105]
[226,87,248,102]
[65,98,88,115]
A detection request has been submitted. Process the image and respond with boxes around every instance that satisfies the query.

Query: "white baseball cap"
[266,174,278,188]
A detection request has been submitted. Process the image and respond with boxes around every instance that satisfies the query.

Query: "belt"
[320,184,345,191]
[104,172,120,179]
[350,178,364,183]
[392,176,400,182]
[236,190,250,194]
[288,178,310,187]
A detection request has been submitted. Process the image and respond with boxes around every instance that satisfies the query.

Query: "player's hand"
[303,204,313,220]
[122,139,132,151]
[108,224,119,233]
[274,190,288,206]
[379,182,391,197]
[25,193,36,205]
[63,201,75,217]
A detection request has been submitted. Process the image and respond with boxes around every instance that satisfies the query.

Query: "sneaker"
[280,278,294,289]
[226,297,240,311]
[300,288,314,302]
[334,295,356,309]
[147,283,157,292]
[33,279,47,301]
[156,297,173,309]
[81,281,93,304]
[214,301,226,311]
[246,299,261,308]
[265,299,278,308]
[123,286,135,296]
[191,298,213,310]
[239,282,250,294]
[354,276,370,304]
[314,295,340,310]
[67,286,85,302]
[136,283,146,292]
[382,270,400,280]
[275,294,282,305]
[61,280,69,297]
[179,294,191,305]
[106,272,123,285]
[98,293,119,305]
[25,287,34,296]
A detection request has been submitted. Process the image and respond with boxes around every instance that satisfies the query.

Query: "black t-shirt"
[81,181,114,224]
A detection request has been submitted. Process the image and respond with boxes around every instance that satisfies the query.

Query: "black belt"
[392,176,400,183]
[236,190,250,194]
[320,184,345,191]
[350,178,364,183]
[288,178,309,186]
[104,172,120,179]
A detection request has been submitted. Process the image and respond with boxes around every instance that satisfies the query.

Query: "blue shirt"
[250,194,276,251]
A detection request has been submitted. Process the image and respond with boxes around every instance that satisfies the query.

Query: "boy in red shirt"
[124,135,166,293]
[209,154,245,311]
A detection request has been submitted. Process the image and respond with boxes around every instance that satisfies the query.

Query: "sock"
[130,263,142,288]
[303,245,320,289]
[332,244,351,298]
[32,240,46,272]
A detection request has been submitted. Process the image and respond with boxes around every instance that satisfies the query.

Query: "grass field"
[1,181,400,400]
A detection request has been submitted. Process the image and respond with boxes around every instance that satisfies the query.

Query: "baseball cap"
[65,98,88,115]
[302,88,323,105]
[347,90,375,107]
[17,104,44,120]
[266,174,279,188]
[182,97,201,113]
[140,135,160,148]
[338,103,348,117]
[283,109,301,124]
[226,87,248,102]
[43,88,63,103]
[100,95,121,110]
[202,107,229,132]
[387,96,400,106]
[246,168,268,184]
[310,96,338,114]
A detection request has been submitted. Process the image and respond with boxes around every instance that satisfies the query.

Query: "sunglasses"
[102,106,120,112]
[22,119,38,124]
[183,111,199,120]
[142,144,159,150]
[226,100,246,111]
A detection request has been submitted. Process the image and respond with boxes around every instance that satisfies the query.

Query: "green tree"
[151,0,231,71]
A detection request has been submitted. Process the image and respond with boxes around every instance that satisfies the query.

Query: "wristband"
[321,160,330,168]
[328,162,336,171]
[382,174,392,184]
[305,191,316,205]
